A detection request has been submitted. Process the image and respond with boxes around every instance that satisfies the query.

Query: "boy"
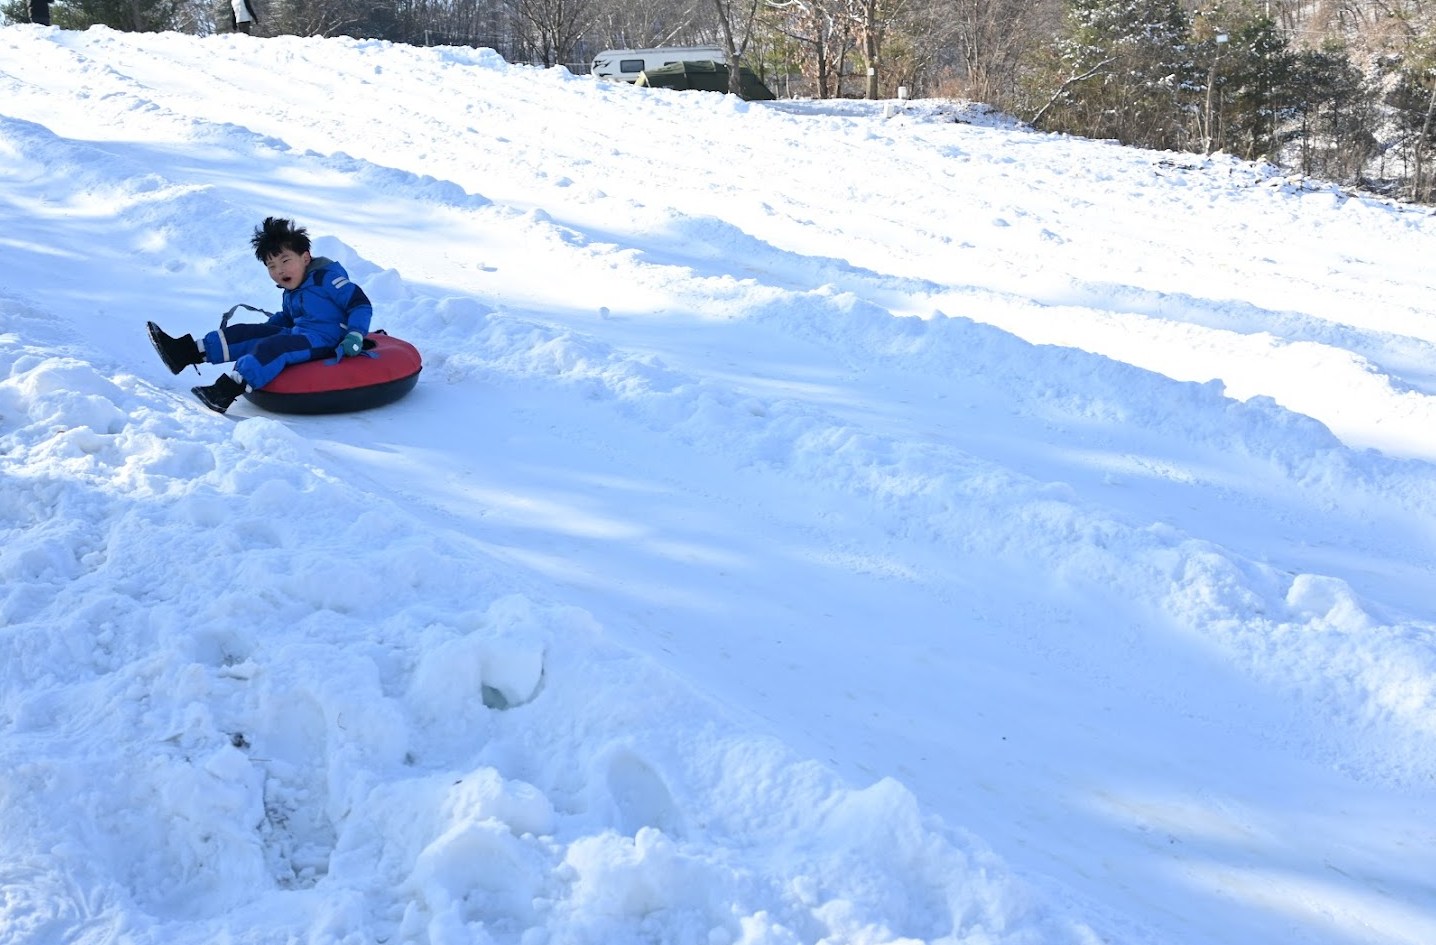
[147,217,373,413]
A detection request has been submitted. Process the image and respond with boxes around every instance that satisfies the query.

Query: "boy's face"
[264,249,311,289]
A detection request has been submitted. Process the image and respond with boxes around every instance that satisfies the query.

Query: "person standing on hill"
[231,0,258,33]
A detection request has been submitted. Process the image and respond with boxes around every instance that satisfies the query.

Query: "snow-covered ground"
[2,24,1435,945]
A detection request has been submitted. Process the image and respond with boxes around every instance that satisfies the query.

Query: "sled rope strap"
[220,303,274,329]
[218,303,276,362]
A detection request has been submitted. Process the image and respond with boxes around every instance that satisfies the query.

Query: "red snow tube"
[243,332,422,415]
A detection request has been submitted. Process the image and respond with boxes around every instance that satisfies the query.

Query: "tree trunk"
[1413,81,1436,202]
[861,0,879,98]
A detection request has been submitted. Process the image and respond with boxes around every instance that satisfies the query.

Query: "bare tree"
[840,0,910,98]
[946,0,1058,104]
[508,0,597,64]
[588,0,715,48]
[764,0,852,97]
[711,0,763,93]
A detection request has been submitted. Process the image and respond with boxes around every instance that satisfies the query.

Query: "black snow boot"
[147,321,205,374]
[191,374,247,414]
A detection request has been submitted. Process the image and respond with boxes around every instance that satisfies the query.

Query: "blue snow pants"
[202,323,335,390]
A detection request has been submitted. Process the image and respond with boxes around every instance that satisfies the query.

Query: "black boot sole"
[148,321,197,375]
[192,375,246,414]
[191,385,235,413]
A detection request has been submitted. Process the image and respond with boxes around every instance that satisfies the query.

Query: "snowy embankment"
[1,342,1027,945]
[3,24,1436,945]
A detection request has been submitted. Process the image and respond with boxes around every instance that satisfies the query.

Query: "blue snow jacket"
[267,257,373,348]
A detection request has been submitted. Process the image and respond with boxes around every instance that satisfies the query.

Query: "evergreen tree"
[1032,0,1194,150]
[14,0,182,29]
[1285,43,1376,184]
[1189,3,1294,160]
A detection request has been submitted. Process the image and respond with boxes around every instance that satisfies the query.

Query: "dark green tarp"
[634,60,776,101]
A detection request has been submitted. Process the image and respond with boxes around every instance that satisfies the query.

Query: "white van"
[591,46,725,83]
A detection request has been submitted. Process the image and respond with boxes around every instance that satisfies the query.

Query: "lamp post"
[1204,32,1229,154]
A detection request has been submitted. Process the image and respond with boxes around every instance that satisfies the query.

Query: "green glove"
[339,331,364,357]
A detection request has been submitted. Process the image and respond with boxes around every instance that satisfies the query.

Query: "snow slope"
[2,24,1435,945]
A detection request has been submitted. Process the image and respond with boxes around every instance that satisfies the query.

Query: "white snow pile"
[2,23,1436,945]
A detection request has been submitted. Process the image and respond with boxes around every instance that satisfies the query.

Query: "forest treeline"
[9,0,1436,202]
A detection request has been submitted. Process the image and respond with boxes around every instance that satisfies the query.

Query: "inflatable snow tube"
[243,332,422,415]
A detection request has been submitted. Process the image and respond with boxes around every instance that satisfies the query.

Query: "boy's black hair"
[251,216,311,262]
